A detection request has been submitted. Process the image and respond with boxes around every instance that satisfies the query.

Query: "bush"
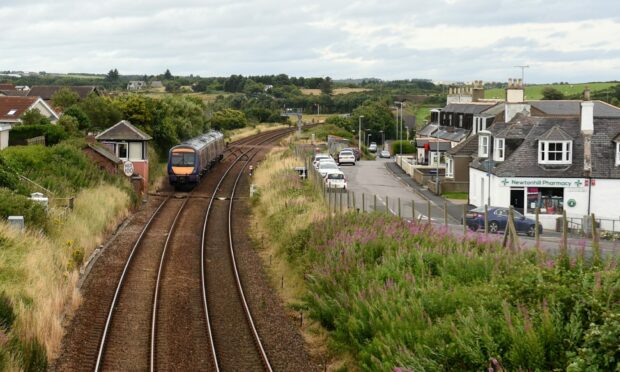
[8,336,47,372]
[211,109,248,130]
[63,105,91,130]
[8,125,68,146]
[0,292,16,330]
[390,140,415,154]
[0,188,47,230]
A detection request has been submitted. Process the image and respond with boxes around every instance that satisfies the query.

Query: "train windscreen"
[171,152,195,166]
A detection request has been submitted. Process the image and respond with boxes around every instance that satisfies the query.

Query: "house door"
[510,188,525,214]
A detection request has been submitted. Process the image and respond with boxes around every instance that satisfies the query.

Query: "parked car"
[342,147,361,161]
[313,153,331,168]
[338,150,356,165]
[324,170,347,190]
[379,149,390,158]
[318,161,340,177]
[465,206,543,237]
[368,142,378,153]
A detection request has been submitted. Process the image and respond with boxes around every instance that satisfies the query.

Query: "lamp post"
[358,115,364,152]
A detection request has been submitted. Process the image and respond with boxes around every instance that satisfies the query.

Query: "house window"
[430,152,445,166]
[526,187,564,215]
[446,157,454,178]
[117,143,128,159]
[494,138,505,161]
[479,135,490,157]
[539,141,572,164]
[616,142,620,166]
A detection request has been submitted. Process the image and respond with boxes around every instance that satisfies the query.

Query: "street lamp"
[358,115,364,152]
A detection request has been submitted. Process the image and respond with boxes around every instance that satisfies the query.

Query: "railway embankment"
[0,143,133,370]
[252,147,620,371]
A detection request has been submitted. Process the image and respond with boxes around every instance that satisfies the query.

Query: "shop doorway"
[510,188,525,214]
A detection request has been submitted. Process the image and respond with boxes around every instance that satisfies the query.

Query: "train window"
[171,152,195,166]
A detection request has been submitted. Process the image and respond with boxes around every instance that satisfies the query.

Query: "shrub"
[8,124,68,146]
[63,105,91,130]
[8,336,47,372]
[390,140,415,154]
[0,292,15,330]
[0,188,47,230]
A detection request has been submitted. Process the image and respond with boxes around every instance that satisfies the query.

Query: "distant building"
[0,96,60,126]
[127,81,147,90]
[27,85,101,104]
[0,124,10,150]
[150,81,163,89]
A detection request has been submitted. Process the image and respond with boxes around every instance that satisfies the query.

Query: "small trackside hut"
[96,120,152,192]
[167,131,225,189]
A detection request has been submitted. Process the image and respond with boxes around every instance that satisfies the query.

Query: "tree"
[210,109,247,130]
[320,76,334,95]
[51,87,80,110]
[20,109,51,126]
[57,115,79,133]
[541,87,565,100]
[164,69,173,80]
[106,68,119,81]
[78,94,122,130]
[63,105,91,130]
[351,101,396,144]
[165,81,181,93]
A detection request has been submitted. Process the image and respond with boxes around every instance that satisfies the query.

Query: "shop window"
[539,141,572,164]
[526,187,564,215]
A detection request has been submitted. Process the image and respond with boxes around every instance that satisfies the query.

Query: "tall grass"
[253,149,620,371]
[0,184,130,369]
[227,123,289,143]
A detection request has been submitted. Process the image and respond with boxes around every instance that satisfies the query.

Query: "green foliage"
[8,125,68,146]
[211,109,248,130]
[105,68,119,81]
[352,101,397,142]
[63,105,91,130]
[164,69,173,80]
[321,76,334,95]
[0,188,47,230]
[0,292,16,330]
[390,140,415,154]
[164,81,181,93]
[8,336,47,372]
[0,156,26,194]
[541,87,565,100]
[306,124,353,141]
[57,115,79,134]
[78,94,122,130]
[325,115,352,131]
[51,87,80,110]
[20,110,51,126]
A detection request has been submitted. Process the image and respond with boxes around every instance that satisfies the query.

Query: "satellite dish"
[123,161,135,177]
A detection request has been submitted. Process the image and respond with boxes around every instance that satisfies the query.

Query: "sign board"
[499,178,586,188]
[567,199,577,207]
[123,161,135,177]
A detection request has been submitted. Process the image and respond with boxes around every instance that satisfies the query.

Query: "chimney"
[506,77,524,103]
[581,99,594,174]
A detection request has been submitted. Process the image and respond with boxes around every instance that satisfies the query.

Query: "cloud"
[1,0,620,82]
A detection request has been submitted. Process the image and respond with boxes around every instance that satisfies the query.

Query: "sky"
[1,0,620,83]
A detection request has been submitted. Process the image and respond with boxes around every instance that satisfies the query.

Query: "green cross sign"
[574,180,583,187]
[501,179,509,186]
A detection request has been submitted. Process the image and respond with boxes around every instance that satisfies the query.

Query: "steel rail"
[149,197,189,372]
[201,129,293,371]
[94,196,171,372]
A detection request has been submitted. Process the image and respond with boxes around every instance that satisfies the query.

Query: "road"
[337,157,620,257]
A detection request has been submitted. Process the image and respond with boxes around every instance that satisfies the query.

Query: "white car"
[313,154,332,168]
[368,142,378,152]
[338,150,356,166]
[324,170,347,190]
[318,161,339,177]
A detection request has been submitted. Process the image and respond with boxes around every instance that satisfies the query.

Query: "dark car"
[342,147,361,161]
[465,206,543,237]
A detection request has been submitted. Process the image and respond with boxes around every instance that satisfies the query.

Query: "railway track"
[92,127,295,371]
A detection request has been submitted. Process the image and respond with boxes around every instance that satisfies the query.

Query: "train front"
[168,147,198,186]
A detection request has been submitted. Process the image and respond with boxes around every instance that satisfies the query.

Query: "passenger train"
[167,131,225,188]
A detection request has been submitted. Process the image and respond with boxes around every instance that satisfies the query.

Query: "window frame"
[494,138,505,161]
[479,134,490,157]
[538,140,572,165]
[116,142,128,160]
[616,142,620,166]
[445,156,454,178]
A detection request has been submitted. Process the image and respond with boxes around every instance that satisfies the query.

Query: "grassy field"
[287,114,330,125]
[141,91,227,104]
[442,191,468,200]
[252,147,620,371]
[301,88,371,96]
[485,82,617,100]
[226,123,290,142]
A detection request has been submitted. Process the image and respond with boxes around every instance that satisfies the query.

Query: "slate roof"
[471,116,620,178]
[87,143,122,164]
[0,84,16,90]
[418,123,438,136]
[27,85,99,100]
[538,125,573,141]
[528,100,620,117]
[447,133,478,156]
[96,120,152,141]
[442,102,496,114]
[0,96,38,122]
[0,89,27,96]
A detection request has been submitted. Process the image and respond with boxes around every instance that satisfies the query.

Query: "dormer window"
[494,138,505,161]
[479,132,490,157]
[7,109,16,116]
[539,140,572,165]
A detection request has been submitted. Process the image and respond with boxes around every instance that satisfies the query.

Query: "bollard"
[398,198,401,218]
[427,200,431,225]
[374,194,377,212]
[412,200,416,220]
[444,201,448,227]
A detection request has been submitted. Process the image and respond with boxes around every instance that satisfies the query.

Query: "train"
[167,130,225,188]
